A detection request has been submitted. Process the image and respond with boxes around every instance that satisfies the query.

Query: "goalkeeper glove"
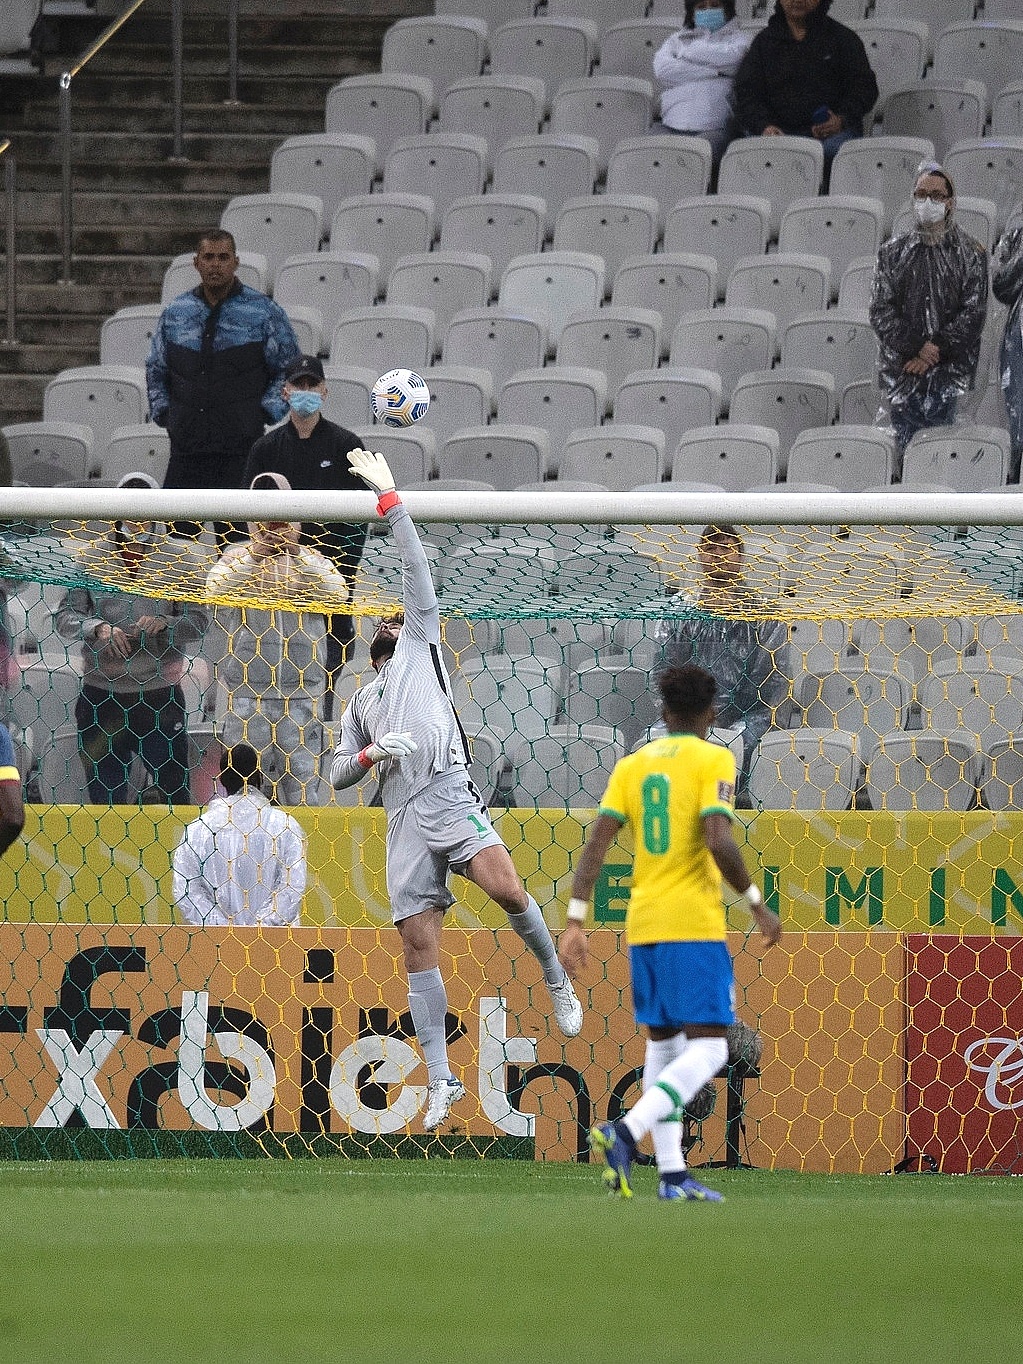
[348,448,399,513]
[358,731,418,768]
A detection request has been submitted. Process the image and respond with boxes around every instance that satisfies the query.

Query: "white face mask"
[914,197,948,226]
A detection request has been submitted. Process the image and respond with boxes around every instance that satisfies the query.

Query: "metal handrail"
[0,138,16,345]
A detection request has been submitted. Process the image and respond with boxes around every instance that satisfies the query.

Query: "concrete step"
[6,190,237,229]
[56,72,353,109]
[22,100,324,135]
[86,10,396,52]
[2,254,174,288]
[10,131,288,165]
[5,314,106,348]
[3,281,163,314]
[0,372,54,424]
[16,160,270,196]
[10,225,211,256]
[85,42,375,79]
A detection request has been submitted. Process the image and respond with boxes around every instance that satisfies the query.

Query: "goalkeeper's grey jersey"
[331,502,469,813]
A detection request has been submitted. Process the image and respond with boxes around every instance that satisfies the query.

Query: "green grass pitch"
[2,1159,1019,1363]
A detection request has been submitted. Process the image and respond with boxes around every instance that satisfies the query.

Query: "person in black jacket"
[733,0,878,167]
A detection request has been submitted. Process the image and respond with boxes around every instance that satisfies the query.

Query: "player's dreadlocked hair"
[659,663,717,724]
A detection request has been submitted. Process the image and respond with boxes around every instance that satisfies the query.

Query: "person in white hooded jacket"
[652,0,751,166]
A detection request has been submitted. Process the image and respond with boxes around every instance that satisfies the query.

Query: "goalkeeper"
[332,448,583,1132]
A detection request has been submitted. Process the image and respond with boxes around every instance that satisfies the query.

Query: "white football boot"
[548,974,584,1038]
[423,1077,466,1131]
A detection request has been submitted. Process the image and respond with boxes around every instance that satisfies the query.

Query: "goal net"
[1,484,1022,1174]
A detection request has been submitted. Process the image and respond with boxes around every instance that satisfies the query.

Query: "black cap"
[285,353,325,383]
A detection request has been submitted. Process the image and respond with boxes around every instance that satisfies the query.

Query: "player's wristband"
[744,885,763,910]
[376,490,401,515]
[356,747,375,770]
[566,898,589,924]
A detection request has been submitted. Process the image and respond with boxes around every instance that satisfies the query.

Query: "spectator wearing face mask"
[869,162,989,454]
[652,1,752,168]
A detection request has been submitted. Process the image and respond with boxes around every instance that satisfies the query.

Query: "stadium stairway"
[0,0,423,427]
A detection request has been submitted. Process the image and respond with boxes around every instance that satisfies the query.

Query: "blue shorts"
[628,941,736,1029]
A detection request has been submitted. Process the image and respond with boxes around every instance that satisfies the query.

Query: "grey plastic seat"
[438,424,551,490]
[441,306,548,394]
[438,75,545,149]
[983,738,1023,812]
[440,194,546,288]
[0,1,39,61]
[435,0,536,30]
[944,138,1023,235]
[670,424,779,492]
[489,17,598,110]
[324,74,434,164]
[663,195,771,298]
[799,664,913,750]
[598,19,680,81]
[98,424,171,486]
[549,76,654,175]
[497,366,607,466]
[559,424,666,492]
[414,365,494,450]
[555,307,661,400]
[836,256,878,317]
[611,253,717,351]
[43,366,149,459]
[613,369,723,452]
[220,192,323,286]
[787,426,896,492]
[160,250,268,304]
[3,421,94,486]
[748,729,859,812]
[383,134,488,223]
[935,21,1023,116]
[919,658,1023,755]
[778,197,883,301]
[726,253,831,347]
[879,81,985,160]
[492,135,600,233]
[329,193,435,280]
[553,194,660,294]
[386,250,491,337]
[356,427,436,485]
[547,0,648,33]
[874,0,969,59]
[718,135,824,237]
[668,306,776,406]
[380,15,487,109]
[781,312,879,396]
[849,18,928,106]
[828,135,936,237]
[99,305,164,368]
[606,135,712,221]
[329,304,436,373]
[727,368,835,477]
[864,730,982,813]
[902,425,1011,493]
[450,653,560,745]
[498,251,606,348]
[891,195,997,254]
[992,80,1023,137]
[275,251,380,343]
[505,725,625,808]
[560,658,661,751]
[281,305,322,358]
[322,365,378,431]
[270,133,377,218]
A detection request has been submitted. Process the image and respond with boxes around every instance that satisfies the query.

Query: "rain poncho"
[992,223,1023,479]
[653,20,751,137]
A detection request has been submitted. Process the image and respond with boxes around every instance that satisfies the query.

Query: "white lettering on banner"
[177,991,276,1131]
[963,1036,1023,1112]
[34,1029,123,1129]
[329,1036,424,1134]
[478,997,537,1138]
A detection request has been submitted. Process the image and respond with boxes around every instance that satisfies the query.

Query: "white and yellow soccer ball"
[371,368,431,427]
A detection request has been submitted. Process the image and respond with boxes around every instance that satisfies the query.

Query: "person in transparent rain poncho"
[869,162,989,456]
[993,209,1023,482]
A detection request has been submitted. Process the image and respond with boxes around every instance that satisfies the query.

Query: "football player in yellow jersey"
[559,662,781,1201]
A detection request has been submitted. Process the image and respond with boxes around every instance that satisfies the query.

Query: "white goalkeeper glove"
[360,731,418,767]
[348,448,396,496]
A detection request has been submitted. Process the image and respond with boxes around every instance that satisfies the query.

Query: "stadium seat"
[902,426,1011,494]
[943,139,1023,236]
[982,738,1023,812]
[160,251,267,304]
[850,616,966,685]
[492,135,600,233]
[787,426,896,492]
[329,304,436,374]
[555,308,662,401]
[668,307,776,407]
[451,655,560,744]
[438,75,545,149]
[275,251,380,344]
[935,21,1023,117]
[718,135,824,237]
[0,1,39,63]
[504,725,625,808]
[991,81,1023,137]
[552,195,660,295]
[778,197,883,302]
[498,252,606,348]
[497,367,607,468]
[322,366,377,432]
[560,659,661,751]
[973,375,1009,431]
[606,136,712,220]
[329,194,435,280]
[489,17,598,111]
[99,305,164,369]
[282,306,322,358]
[356,427,436,486]
[726,254,831,348]
[98,424,171,487]
[324,74,434,164]
[837,257,878,318]
[670,424,779,492]
[3,421,94,486]
[435,0,536,30]
[549,76,654,176]
[440,195,546,288]
[386,250,491,337]
[829,135,936,237]
[849,18,928,106]
[547,0,648,33]
[383,134,488,223]
[727,369,835,477]
[220,193,323,287]
[798,664,913,749]
[780,313,879,397]
[413,366,493,450]
[863,731,982,813]
[875,0,978,54]
[611,254,717,349]
[464,730,509,808]
[380,15,487,109]
[879,82,985,161]
[441,307,548,395]
[613,369,723,453]
[558,425,666,492]
[748,729,859,812]
[663,196,771,296]
[840,378,883,428]
[35,727,95,804]
[270,134,376,218]
[597,19,679,81]
[438,424,551,490]
[43,367,148,460]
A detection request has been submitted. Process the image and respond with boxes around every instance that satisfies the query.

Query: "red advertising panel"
[906,935,1023,1174]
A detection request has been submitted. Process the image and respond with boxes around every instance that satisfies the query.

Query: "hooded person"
[652,1,752,166]
[869,162,989,454]
[992,206,1023,482]
[205,471,351,806]
[54,472,210,803]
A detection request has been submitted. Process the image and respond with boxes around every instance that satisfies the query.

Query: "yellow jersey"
[599,733,736,945]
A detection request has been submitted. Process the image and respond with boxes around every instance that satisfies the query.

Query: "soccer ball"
[371,369,431,427]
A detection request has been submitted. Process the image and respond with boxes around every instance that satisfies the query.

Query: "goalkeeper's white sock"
[643,1034,688,1175]
[407,968,452,1083]
[623,1036,729,1144]
[507,895,565,986]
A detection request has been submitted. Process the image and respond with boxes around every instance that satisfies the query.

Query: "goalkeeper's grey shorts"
[385,767,504,923]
